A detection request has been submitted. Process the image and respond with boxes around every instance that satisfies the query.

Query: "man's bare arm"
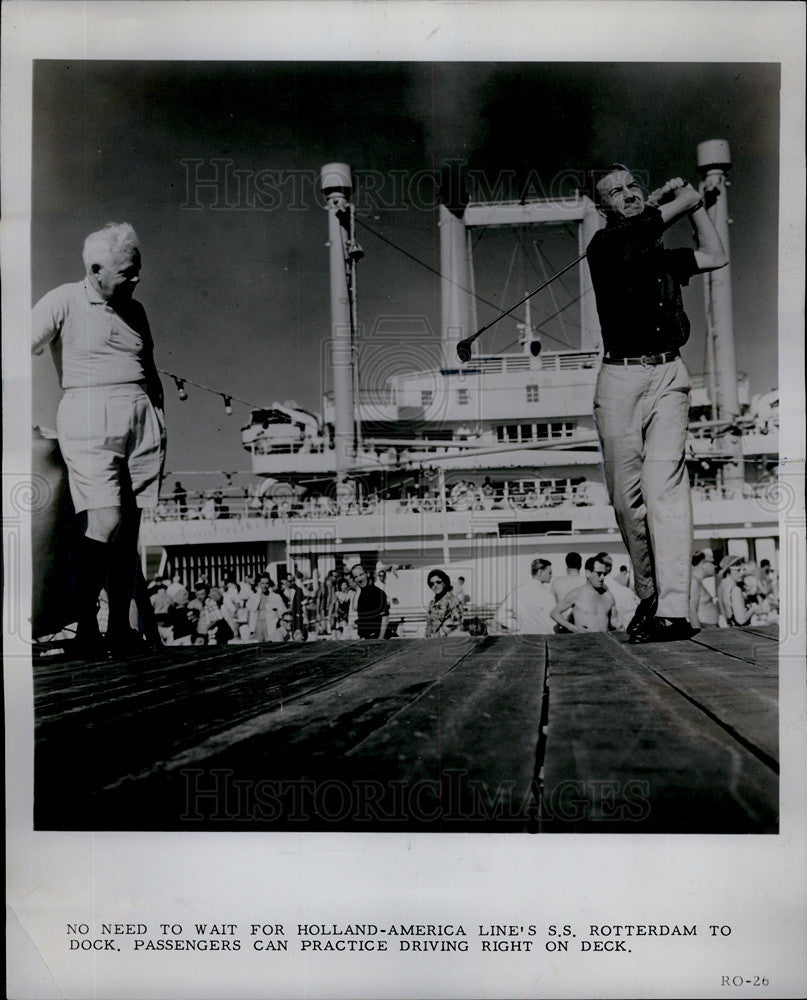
[648,177,702,227]
[648,177,728,271]
[689,582,701,629]
[690,201,728,271]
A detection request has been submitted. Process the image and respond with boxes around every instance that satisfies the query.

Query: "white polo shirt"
[32,279,153,388]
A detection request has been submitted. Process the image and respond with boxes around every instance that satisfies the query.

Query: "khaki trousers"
[593,357,693,619]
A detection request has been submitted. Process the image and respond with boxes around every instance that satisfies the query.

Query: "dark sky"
[31,61,780,486]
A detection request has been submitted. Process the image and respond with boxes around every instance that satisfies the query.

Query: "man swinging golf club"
[586,166,727,642]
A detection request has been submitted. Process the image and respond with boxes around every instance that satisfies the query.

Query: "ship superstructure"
[141,142,779,617]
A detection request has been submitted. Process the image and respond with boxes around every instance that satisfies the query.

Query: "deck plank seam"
[611,636,779,775]
[342,639,482,760]
[735,627,779,641]
[689,634,778,668]
[531,638,551,833]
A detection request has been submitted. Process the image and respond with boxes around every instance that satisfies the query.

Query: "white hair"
[82,222,140,270]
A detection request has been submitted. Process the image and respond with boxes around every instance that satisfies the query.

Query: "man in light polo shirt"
[32,222,166,655]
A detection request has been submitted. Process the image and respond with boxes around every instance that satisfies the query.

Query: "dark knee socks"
[75,536,110,642]
[105,536,138,640]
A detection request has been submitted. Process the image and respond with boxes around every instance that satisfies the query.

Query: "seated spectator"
[275,611,293,642]
[717,555,753,626]
[762,564,779,611]
[741,574,772,626]
[689,550,719,627]
[200,495,216,519]
[165,571,189,608]
[149,579,173,625]
[198,589,236,645]
[331,577,353,636]
[214,491,230,519]
[757,560,779,609]
[188,580,210,616]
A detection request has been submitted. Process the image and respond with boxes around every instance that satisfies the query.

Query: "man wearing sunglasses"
[550,556,617,634]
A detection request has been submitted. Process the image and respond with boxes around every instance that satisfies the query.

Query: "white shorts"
[56,383,166,513]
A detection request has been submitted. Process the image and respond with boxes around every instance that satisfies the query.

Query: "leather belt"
[603,349,679,367]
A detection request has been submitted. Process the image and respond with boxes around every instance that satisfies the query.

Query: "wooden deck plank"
[33,634,778,833]
[336,635,548,829]
[620,631,778,765]
[739,624,779,641]
[35,641,399,734]
[34,641,370,718]
[540,634,778,833]
[34,640,413,813]
[34,638,477,829]
[690,628,779,668]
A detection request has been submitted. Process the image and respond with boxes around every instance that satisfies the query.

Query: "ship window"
[457,388,469,405]
[421,390,433,407]
[506,425,519,442]
[534,421,574,439]
[526,384,540,402]
[520,423,534,441]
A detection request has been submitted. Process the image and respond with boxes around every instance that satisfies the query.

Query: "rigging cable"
[355,216,575,351]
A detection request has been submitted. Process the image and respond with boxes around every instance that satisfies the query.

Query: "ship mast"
[321,163,358,495]
[697,139,744,489]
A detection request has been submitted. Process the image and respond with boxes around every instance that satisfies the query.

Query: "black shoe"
[627,594,658,636]
[68,635,111,661]
[629,617,697,644]
[105,628,156,658]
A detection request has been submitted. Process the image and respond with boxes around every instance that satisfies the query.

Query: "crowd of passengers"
[133,547,777,647]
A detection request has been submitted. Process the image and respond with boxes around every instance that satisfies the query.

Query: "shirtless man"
[550,556,616,634]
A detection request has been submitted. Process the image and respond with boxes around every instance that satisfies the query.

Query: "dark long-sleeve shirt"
[586,207,699,357]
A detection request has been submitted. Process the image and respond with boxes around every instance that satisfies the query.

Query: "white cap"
[320,162,353,197]
[697,139,732,172]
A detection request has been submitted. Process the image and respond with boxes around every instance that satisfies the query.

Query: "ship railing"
[389,350,601,382]
[324,389,397,405]
[690,483,777,502]
[144,486,596,524]
[248,440,329,455]
[142,479,777,525]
